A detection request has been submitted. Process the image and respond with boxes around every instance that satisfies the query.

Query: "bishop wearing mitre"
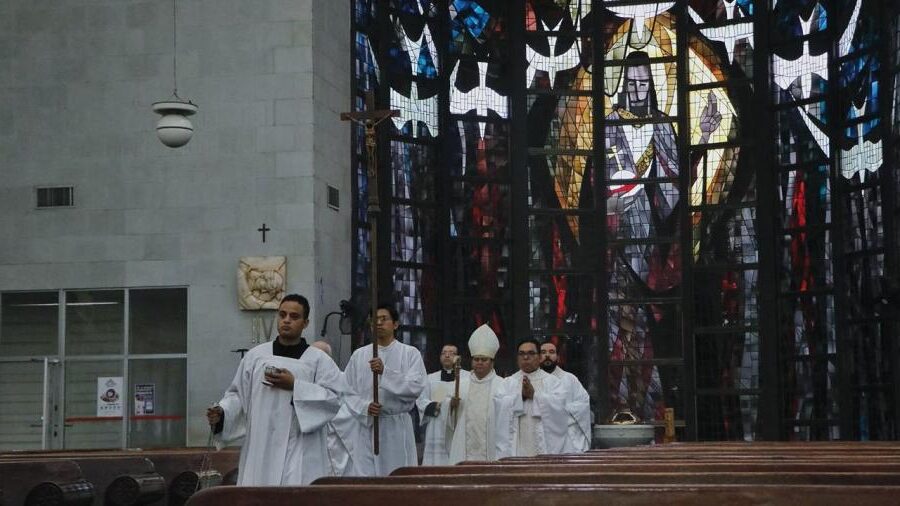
[446,324,504,463]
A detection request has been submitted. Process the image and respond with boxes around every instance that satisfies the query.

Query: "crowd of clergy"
[205,294,592,486]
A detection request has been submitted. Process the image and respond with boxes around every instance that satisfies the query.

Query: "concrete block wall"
[0,0,350,446]
[311,0,352,366]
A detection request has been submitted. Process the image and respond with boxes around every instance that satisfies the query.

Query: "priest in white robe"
[447,324,504,463]
[416,344,470,465]
[494,337,569,458]
[206,294,344,486]
[343,304,427,476]
[540,341,592,452]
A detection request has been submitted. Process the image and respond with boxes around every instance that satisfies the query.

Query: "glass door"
[0,358,62,450]
[0,291,63,450]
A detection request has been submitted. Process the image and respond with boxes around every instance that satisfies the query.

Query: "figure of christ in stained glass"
[547,7,732,421]
[605,12,721,419]
[605,50,683,422]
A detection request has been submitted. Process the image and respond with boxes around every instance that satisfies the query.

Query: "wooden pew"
[392,461,900,475]
[186,484,900,505]
[0,450,239,506]
[314,470,900,486]
[605,442,900,449]
[0,460,94,506]
[493,455,900,464]
[75,457,165,506]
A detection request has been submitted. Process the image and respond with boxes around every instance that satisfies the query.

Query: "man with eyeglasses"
[416,344,470,464]
[494,337,568,458]
[446,324,504,463]
[342,303,427,476]
[540,341,592,452]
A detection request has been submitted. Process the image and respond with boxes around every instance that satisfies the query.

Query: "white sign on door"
[97,376,123,417]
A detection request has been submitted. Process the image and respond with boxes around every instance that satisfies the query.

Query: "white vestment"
[550,367,592,453]
[416,369,470,465]
[321,368,357,477]
[344,339,427,476]
[214,342,344,486]
[493,369,569,458]
[447,370,503,463]
[324,403,357,476]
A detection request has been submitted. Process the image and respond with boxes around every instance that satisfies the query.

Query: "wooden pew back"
[187,484,900,506]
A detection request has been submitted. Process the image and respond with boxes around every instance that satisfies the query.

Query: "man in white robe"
[540,341,592,453]
[311,340,357,477]
[447,324,504,463]
[494,337,569,458]
[416,344,470,465]
[206,294,344,486]
[344,304,427,476]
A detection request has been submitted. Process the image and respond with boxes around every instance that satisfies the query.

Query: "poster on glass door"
[97,376,123,417]
[134,383,155,415]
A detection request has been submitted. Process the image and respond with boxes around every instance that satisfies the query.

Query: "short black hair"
[516,337,541,353]
[280,294,310,319]
[376,303,399,322]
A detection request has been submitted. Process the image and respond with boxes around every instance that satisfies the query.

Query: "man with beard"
[446,325,504,463]
[494,337,569,457]
[206,294,345,485]
[540,341,592,453]
[417,344,470,465]
[343,304,427,476]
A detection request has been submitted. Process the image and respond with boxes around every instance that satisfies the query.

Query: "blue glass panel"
[451,0,490,41]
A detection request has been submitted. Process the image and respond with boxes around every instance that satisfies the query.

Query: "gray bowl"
[593,423,655,449]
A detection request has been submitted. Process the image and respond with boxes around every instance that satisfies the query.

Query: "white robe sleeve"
[415,379,434,427]
[564,375,592,452]
[379,349,427,409]
[213,354,252,449]
[342,350,375,426]
[291,352,345,434]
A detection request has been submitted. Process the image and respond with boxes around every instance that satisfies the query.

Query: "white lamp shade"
[152,100,198,148]
[156,113,194,148]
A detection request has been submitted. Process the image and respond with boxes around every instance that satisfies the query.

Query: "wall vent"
[327,185,339,211]
[36,186,74,208]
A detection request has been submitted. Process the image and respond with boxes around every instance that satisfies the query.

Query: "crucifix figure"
[257,223,270,243]
[340,90,399,455]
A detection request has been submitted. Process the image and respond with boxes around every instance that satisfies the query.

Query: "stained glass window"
[351,0,899,440]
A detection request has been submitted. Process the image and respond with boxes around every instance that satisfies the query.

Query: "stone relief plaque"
[238,256,286,310]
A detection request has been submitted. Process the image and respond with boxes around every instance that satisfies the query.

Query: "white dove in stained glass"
[389,23,439,137]
[525,19,582,89]
[449,61,508,138]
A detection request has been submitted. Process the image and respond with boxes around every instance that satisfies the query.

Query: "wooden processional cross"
[341,91,399,456]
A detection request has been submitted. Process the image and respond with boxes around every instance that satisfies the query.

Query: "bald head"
[311,340,333,357]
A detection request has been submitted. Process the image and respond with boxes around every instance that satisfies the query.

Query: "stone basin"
[593,423,655,448]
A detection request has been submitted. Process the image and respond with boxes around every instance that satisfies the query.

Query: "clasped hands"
[522,376,534,400]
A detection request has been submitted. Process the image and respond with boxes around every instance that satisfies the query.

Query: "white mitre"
[468,324,499,359]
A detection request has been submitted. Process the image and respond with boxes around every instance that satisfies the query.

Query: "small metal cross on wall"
[258,223,270,243]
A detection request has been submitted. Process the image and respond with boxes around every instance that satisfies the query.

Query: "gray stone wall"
[0,0,350,446]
